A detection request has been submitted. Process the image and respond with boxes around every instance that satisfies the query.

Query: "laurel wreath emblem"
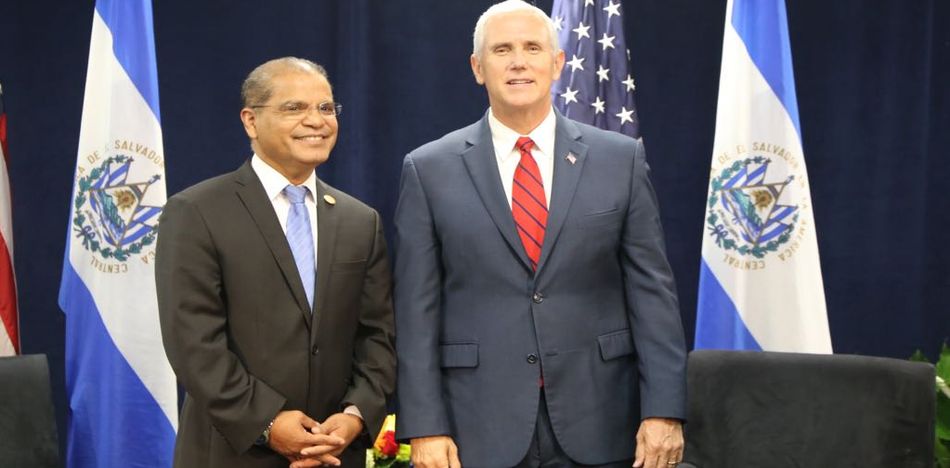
[706,156,797,259]
[72,154,157,262]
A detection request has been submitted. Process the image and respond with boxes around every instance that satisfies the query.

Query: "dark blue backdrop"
[1,0,948,453]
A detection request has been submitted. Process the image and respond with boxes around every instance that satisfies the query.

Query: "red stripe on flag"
[0,113,7,161]
[0,234,18,353]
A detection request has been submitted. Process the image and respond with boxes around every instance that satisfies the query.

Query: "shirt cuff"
[343,404,363,420]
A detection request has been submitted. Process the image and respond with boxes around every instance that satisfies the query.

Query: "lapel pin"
[323,194,336,205]
[566,153,577,165]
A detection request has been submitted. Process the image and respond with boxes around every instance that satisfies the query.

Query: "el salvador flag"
[695,0,832,353]
[58,0,178,466]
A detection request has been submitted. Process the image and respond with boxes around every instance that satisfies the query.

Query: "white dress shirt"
[488,106,557,209]
[251,155,319,257]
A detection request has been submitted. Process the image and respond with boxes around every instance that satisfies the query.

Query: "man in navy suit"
[394,1,687,467]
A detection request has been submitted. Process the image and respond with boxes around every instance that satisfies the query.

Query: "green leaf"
[937,391,950,441]
[936,342,950,383]
[936,437,950,468]
[909,349,930,363]
[396,443,411,461]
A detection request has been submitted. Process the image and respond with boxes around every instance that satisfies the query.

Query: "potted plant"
[911,342,950,467]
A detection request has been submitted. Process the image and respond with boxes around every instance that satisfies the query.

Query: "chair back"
[683,350,935,468]
[0,354,60,468]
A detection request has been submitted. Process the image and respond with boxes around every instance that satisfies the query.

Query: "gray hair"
[472,0,559,59]
[241,57,329,107]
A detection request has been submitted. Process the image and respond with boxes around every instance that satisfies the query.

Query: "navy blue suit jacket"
[394,111,686,467]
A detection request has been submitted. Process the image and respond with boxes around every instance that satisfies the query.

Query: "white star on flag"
[585,0,595,7]
[622,74,636,92]
[596,65,610,82]
[572,22,591,40]
[616,106,634,125]
[560,87,579,105]
[603,1,621,20]
[566,54,585,72]
[553,16,563,31]
[591,96,606,114]
[597,33,616,51]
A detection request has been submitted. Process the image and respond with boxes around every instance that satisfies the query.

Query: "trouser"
[514,390,633,468]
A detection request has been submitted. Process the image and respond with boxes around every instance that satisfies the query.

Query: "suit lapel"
[311,179,338,340]
[537,113,588,272]
[233,161,313,327]
[460,115,532,271]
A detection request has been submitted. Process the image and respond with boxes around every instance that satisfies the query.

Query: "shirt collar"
[488,106,557,160]
[250,154,318,202]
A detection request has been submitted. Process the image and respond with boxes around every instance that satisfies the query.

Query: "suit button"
[311,345,319,356]
[526,354,538,364]
[532,292,543,304]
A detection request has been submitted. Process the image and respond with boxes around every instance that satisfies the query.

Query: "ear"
[552,49,566,81]
[470,54,485,85]
[239,108,258,139]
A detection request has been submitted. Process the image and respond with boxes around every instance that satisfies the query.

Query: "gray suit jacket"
[157,161,395,467]
[394,111,687,467]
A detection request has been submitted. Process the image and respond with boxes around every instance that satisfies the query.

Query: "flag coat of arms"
[58,0,178,465]
[695,0,832,353]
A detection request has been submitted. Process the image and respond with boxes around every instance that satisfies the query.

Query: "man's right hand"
[267,410,345,466]
[411,435,461,468]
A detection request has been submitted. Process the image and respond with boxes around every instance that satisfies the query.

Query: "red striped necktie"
[512,137,547,270]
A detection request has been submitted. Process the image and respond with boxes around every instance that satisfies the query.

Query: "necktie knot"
[284,185,309,204]
[516,136,535,155]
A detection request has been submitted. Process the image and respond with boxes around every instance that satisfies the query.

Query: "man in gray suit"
[157,57,395,468]
[394,2,686,467]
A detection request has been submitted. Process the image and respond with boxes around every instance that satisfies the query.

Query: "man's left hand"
[632,417,684,468]
[293,413,364,467]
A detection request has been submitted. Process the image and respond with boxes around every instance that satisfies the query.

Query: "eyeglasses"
[251,101,343,118]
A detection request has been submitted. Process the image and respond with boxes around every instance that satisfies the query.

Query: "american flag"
[0,81,19,356]
[551,0,640,139]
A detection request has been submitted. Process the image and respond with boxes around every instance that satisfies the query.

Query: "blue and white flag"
[58,0,177,466]
[551,0,640,138]
[695,0,831,353]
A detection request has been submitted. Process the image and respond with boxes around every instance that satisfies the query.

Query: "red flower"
[380,430,399,457]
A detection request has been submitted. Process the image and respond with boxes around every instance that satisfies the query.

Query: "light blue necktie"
[283,185,315,309]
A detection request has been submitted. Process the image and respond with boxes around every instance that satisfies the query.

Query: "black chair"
[0,354,60,468]
[683,350,935,468]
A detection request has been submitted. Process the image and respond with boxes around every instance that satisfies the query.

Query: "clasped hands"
[267,410,363,468]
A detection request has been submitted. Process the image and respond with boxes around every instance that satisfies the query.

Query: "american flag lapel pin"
[566,152,577,165]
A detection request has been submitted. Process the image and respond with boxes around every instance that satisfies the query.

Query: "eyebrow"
[489,39,545,50]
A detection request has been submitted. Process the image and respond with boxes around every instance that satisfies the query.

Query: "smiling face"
[240,68,338,184]
[471,10,565,131]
